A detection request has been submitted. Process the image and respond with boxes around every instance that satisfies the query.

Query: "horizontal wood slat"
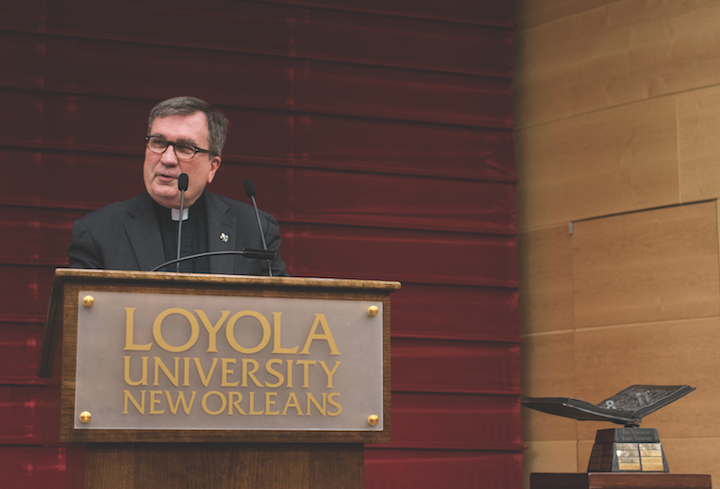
[285,224,517,287]
[256,0,515,27]
[391,339,520,395]
[0,446,66,489]
[365,450,522,489]
[390,284,519,342]
[0,323,45,385]
[0,32,512,128]
[0,265,55,319]
[375,392,521,451]
[1,0,512,77]
[0,90,516,182]
[0,386,47,444]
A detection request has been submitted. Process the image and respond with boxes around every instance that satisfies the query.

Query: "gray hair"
[148,96,229,157]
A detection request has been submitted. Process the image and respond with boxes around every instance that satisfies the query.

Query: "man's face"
[143,111,221,209]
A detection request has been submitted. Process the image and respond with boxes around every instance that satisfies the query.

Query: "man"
[67,96,287,276]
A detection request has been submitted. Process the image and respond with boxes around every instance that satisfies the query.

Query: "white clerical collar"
[171,208,190,221]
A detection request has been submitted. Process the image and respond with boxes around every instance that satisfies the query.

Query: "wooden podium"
[39,269,400,489]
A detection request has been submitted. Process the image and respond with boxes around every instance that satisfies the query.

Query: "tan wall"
[515,1,720,487]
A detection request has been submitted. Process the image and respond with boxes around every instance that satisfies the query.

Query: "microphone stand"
[176,173,188,273]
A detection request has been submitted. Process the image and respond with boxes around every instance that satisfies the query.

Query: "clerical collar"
[171,208,189,222]
[153,191,206,221]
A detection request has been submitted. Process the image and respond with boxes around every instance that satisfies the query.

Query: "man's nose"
[160,144,179,165]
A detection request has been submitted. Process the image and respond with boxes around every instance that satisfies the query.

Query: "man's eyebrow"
[149,134,198,146]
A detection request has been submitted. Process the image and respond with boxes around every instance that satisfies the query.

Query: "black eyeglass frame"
[145,136,215,160]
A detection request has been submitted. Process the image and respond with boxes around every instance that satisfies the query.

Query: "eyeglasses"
[145,136,214,160]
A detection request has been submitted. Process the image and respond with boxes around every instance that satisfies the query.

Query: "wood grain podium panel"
[83,443,363,489]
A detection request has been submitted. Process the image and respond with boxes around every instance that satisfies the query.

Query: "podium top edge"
[54,268,402,291]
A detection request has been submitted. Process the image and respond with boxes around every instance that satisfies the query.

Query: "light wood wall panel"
[515,96,679,231]
[517,0,720,485]
[515,0,720,128]
[574,317,720,441]
[577,440,593,473]
[662,438,720,479]
[518,225,574,334]
[572,202,720,329]
[514,0,617,30]
[521,332,576,442]
[678,85,720,202]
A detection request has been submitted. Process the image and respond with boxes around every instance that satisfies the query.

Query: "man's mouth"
[156,173,178,182]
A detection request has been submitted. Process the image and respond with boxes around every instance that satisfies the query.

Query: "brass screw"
[367,305,379,317]
[82,295,94,307]
[368,415,379,426]
[79,411,92,424]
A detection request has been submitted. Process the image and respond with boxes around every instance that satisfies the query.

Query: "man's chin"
[148,189,180,209]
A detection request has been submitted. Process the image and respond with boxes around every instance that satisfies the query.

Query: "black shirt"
[154,192,210,273]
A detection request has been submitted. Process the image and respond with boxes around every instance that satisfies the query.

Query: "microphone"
[244,180,272,277]
[176,173,188,273]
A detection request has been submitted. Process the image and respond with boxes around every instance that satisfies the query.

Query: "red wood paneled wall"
[0,1,519,487]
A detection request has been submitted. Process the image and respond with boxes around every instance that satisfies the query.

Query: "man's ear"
[207,156,221,184]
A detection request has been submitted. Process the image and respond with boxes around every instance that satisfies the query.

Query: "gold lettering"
[265,392,279,415]
[319,361,341,388]
[242,359,263,387]
[327,393,342,416]
[307,393,327,416]
[286,360,294,388]
[265,359,284,388]
[124,356,148,386]
[296,360,316,388]
[194,357,219,387]
[281,392,303,415]
[228,392,245,415]
[183,357,191,386]
[300,314,340,355]
[153,357,179,387]
[153,308,200,352]
[165,391,196,415]
[248,392,264,415]
[124,390,145,414]
[195,310,230,352]
[272,312,298,354]
[149,390,164,414]
[201,391,227,415]
[226,310,271,354]
[124,308,152,350]
[221,358,239,387]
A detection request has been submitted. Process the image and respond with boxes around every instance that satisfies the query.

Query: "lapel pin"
[220,233,229,242]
